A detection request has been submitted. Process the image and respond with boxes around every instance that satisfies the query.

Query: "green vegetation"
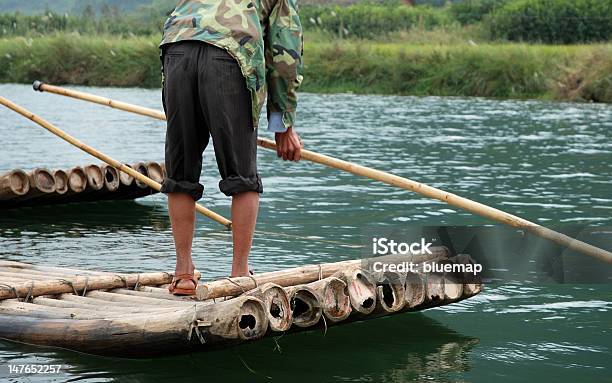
[1,35,610,102]
[0,0,610,103]
[487,0,612,44]
[2,0,611,44]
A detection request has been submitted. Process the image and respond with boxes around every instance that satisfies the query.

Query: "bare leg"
[168,192,196,290]
[231,191,259,277]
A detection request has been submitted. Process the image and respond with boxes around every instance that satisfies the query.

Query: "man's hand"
[275,126,302,161]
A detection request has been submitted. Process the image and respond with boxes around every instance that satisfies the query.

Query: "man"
[160,0,303,295]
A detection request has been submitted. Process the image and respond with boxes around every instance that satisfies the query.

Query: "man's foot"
[169,273,198,296]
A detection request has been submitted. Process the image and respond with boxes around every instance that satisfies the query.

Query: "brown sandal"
[168,273,198,296]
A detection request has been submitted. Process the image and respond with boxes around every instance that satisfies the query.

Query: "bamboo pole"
[25,168,56,198]
[0,272,174,300]
[145,161,164,184]
[0,169,30,200]
[30,82,612,264]
[284,285,322,328]
[131,162,148,189]
[306,277,351,322]
[196,250,446,300]
[372,271,406,313]
[403,272,426,309]
[67,166,87,193]
[243,283,292,332]
[0,97,231,229]
[83,164,104,192]
[333,268,377,315]
[100,164,120,193]
[52,169,69,195]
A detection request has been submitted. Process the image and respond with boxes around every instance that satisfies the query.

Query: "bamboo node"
[133,274,141,291]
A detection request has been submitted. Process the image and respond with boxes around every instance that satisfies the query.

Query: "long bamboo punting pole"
[0,169,30,200]
[31,82,612,264]
[0,97,231,230]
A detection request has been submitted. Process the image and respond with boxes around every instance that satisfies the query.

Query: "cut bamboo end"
[67,167,87,193]
[404,272,426,308]
[132,162,148,189]
[308,277,351,323]
[145,162,164,184]
[437,259,464,302]
[285,285,322,328]
[335,269,377,315]
[119,164,134,187]
[28,168,56,194]
[52,169,69,195]
[100,164,120,192]
[244,283,292,332]
[453,254,483,297]
[83,164,104,191]
[0,169,30,199]
[424,271,445,303]
[237,298,269,340]
[374,271,406,313]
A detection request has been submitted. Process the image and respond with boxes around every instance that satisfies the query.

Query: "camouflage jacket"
[161,0,303,130]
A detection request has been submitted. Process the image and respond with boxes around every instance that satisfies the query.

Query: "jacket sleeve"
[264,0,303,130]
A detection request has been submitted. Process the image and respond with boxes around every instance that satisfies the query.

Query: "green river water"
[0,84,610,382]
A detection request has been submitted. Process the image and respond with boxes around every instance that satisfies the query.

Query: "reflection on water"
[0,84,611,382]
[0,314,477,383]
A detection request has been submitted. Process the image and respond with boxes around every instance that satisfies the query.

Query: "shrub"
[487,0,612,43]
[301,4,451,38]
[450,0,508,25]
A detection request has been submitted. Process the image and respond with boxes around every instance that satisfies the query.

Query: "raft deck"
[0,250,481,358]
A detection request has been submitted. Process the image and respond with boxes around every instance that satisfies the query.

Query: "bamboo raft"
[0,249,481,358]
[0,161,164,209]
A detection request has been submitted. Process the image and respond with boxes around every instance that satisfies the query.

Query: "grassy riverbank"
[1,34,610,102]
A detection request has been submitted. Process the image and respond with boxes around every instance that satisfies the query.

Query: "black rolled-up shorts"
[160,40,263,201]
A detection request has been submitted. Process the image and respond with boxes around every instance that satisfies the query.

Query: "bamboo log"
[83,164,104,193]
[284,285,322,328]
[132,162,148,189]
[306,277,351,323]
[0,272,175,300]
[29,83,612,263]
[32,296,178,314]
[372,271,406,313]
[119,164,134,187]
[196,250,448,300]
[0,300,176,320]
[67,166,87,193]
[0,96,231,228]
[403,272,426,309]
[100,164,120,193]
[333,268,377,315]
[19,168,56,202]
[99,289,197,306]
[243,283,292,332]
[0,169,30,200]
[0,295,268,357]
[52,169,69,195]
[145,161,164,184]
